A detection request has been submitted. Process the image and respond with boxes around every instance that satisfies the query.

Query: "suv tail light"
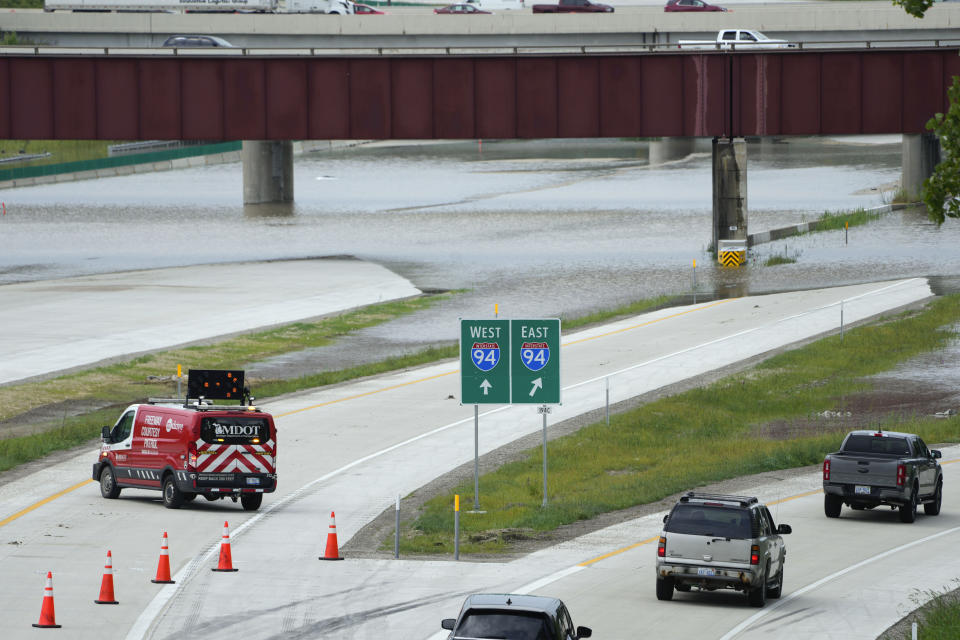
[658,536,666,558]
[822,459,830,481]
[896,463,906,487]
[750,544,760,565]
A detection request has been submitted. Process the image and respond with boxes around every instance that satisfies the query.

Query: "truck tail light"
[896,463,906,487]
[750,544,760,565]
[658,536,666,558]
[822,459,830,481]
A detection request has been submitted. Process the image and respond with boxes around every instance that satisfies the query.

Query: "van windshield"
[665,504,752,538]
[200,417,270,445]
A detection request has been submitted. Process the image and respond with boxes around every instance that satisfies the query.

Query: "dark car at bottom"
[442,593,592,640]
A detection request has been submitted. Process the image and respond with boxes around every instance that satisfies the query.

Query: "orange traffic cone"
[151,531,176,584]
[94,550,119,604]
[212,521,238,572]
[32,571,62,628]
[319,511,344,561]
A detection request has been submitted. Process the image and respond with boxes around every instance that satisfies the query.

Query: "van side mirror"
[777,524,792,534]
[441,619,455,631]
[932,449,942,459]
[577,626,593,638]
[101,426,112,442]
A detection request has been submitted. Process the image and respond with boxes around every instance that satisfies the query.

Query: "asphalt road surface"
[0,277,942,640]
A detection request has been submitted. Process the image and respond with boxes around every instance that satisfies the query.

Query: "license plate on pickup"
[697,568,716,577]
[855,485,871,495]
[246,477,260,485]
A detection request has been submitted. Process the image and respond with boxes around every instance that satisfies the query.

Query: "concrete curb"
[747,203,915,247]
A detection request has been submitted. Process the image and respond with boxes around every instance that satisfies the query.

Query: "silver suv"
[655,492,792,607]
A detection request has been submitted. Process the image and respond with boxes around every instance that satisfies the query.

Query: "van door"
[104,409,138,482]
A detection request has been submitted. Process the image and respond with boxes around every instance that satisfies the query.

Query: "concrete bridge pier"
[242,141,294,204]
[712,137,748,258]
[648,137,696,165]
[901,133,941,201]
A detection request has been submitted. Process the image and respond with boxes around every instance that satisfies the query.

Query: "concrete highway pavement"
[0,258,421,386]
[0,277,940,639]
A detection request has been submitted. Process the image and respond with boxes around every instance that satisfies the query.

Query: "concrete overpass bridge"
[2,40,957,254]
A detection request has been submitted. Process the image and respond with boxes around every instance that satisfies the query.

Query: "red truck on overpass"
[532,0,613,12]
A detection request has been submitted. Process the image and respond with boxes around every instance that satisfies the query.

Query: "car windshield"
[665,504,752,538]
[455,610,553,640]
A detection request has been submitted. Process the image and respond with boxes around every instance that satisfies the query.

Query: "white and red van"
[92,401,277,510]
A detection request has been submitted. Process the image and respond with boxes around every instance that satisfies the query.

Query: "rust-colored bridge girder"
[1,48,958,141]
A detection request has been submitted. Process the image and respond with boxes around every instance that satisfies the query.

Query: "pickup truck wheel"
[898,486,918,523]
[655,577,674,601]
[99,466,121,499]
[924,481,943,516]
[824,494,842,518]
[747,568,768,607]
[162,476,185,509]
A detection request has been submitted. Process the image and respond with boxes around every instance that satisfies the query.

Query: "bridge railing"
[2,39,959,57]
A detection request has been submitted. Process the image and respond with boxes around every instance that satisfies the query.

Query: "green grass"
[0,140,119,166]
[813,207,883,232]
[0,291,679,474]
[394,294,960,555]
[561,294,677,330]
[882,585,960,640]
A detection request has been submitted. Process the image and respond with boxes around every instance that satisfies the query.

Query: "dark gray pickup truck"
[822,430,943,523]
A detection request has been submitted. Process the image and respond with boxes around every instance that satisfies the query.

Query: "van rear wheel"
[241,494,263,511]
[162,476,185,509]
[99,466,121,499]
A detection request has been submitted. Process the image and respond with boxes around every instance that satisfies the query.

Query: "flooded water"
[3,136,960,376]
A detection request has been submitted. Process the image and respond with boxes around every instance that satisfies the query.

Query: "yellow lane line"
[0,479,93,528]
[565,298,735,346]
[572,462,960,568]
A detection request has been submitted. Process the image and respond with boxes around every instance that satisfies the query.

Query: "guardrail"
[1,39,959,57]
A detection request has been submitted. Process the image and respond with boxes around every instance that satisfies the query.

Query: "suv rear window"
[665,504,752,538]
[456,610,553,640]
[842,435,910,456]
[200,417,269,444]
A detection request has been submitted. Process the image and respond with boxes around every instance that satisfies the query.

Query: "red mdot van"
[93,394,277,510]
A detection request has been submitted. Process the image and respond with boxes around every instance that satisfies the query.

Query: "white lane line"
[717,525,960,640]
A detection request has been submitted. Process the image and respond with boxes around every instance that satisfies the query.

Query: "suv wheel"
[162,476,185,509]
[768,564,784,599]
[924,481,943,516]
[99,466,121,499]
[748,566,768,607]
[655,577,674,601]
[824,494,842,518]
[899,485,918,523]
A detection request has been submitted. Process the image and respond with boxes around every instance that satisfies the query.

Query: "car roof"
[460,593,563,615]
[678,492,759,508]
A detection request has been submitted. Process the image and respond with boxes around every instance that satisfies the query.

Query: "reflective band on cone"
[212,521,238,572]
[151,531,176,584]
[33,571,61,628]
[319,511,344,561]
[95,550,119,604]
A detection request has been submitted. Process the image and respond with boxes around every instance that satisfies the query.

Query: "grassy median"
[0,291,678,475]
[394,294,960,555]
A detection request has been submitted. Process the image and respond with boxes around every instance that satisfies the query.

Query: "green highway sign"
[460,319,510,404]
[459,318,561,405]
[511,318,561,404]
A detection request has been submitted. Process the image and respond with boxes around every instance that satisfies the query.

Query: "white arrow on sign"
[480,380,492,395]
[529,377,543,397]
